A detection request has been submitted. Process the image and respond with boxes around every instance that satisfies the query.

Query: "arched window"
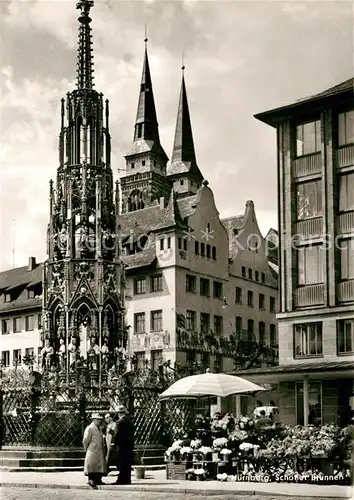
[128,190,145,212]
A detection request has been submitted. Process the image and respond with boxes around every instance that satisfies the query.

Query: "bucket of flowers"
[220,448,232,462]
[194,468,207,481]
[190,439,202,461]
[213,437,228,451]
[185,467,196,480]
[165,440,183,462]
[199,445,213,461]
[239,442,254,458]
[216,472,228,482]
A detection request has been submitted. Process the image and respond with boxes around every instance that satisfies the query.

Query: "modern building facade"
[236,78,354,426]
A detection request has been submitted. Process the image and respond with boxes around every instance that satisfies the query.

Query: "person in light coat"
[83,413,107,489]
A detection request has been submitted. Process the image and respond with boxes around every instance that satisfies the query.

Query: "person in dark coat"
[113,405,134,485]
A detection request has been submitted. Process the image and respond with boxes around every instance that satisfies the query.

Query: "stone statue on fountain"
[41,338,54,373]
[68,337,78,367]
[101,340,109,372]
[87,338,100,371]
[58,338,66,372]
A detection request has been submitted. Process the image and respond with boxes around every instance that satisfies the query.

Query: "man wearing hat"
[113,404,134,485]
[83,412,107,489]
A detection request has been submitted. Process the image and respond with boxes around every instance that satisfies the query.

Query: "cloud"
[1,0,353,270]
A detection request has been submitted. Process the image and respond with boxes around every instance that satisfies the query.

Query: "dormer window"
[28,289,35,299]
[142,160,146,167]
[137,124,143,138]
[180,179,184,186]
[5,293,11,303]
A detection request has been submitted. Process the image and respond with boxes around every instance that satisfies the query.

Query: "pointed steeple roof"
[133,42,159,142]
[167,68,203,180]
[128,40,167,160]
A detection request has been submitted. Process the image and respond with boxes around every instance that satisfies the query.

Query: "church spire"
[133,38,159,142]
[171,66,197,165]
[76,0,94,90]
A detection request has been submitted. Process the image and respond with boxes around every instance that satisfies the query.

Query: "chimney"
[28,257,36,271]
[160,197,165,209]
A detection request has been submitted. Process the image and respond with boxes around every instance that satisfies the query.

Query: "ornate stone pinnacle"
[76,0,94,89]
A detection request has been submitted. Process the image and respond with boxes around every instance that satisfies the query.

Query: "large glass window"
[186,275,196,293]
[296,381,322,426]
[270,324,277,346]
[296,180,322,220]
[214,315,223,335]
[135,352,146,371]
[235,316,242,335]
[338,173,354,212]
[297,244,324,285]
[134,277,146,295]
[200,278,210,297]
[151,274,163,292]
[200,313,210,334]
[294,322,323,357]
[337,319,354,354]
[151,350,163,371]
[134,313,145,334]
[339,238,354,280]
[25,316,34,331]
[296,120,321,156]
[338,110,354,146]
[151,310,163,332]
[186,310,196,331]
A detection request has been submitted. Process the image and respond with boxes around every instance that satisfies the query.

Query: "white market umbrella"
[159,372,266,400]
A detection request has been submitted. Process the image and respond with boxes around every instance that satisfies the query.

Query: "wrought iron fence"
[0,370,195,449]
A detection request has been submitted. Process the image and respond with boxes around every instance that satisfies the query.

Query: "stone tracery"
[41,0,125,380]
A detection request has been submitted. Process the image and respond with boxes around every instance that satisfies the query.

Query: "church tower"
[42,0,125,378]
[167,66,203,198]
[120,39,171,213]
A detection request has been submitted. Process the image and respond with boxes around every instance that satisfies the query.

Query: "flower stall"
[165,413,352,484]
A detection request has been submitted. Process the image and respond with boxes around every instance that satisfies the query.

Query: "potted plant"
[190,439,202,461]
[195,468,206,481]
[199,446,212,461]
[220,448,232,462]
[134,456,146,480]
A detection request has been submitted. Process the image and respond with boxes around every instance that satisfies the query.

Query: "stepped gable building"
[236,77,354,427]
[0,0,278,374]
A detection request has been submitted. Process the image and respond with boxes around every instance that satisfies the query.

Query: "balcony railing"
[337,145,354,169]
[337,212,354,234]
[292,152,321,179]
[337,280,354,303]
[293,284,324,308]
[294,217,322,240]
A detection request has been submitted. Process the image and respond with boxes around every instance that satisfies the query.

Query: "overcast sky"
[1,0,353,271]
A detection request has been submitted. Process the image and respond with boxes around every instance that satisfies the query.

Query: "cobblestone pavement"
[0,488,341,500]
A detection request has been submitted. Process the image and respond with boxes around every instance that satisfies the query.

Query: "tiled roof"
[124,235,157,270]
[118,191,188,242]
[177,195,197,218]
[230,359,353,376]
[0,296,41,314]
[0,264,42,291]
[221,215,245,232]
